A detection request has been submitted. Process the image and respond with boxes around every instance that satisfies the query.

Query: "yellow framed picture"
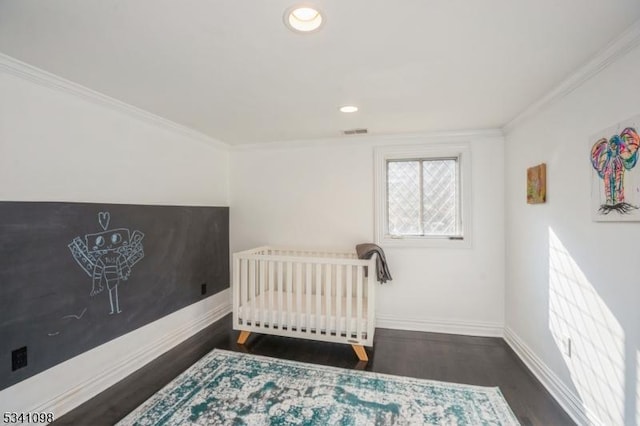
[527,163,546,204]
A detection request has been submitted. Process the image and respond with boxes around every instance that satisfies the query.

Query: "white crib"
[232,246,377,361]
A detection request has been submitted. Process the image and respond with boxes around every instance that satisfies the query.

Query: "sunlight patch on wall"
[548,227,625,426]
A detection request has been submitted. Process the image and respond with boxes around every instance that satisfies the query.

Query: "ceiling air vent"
[343,128,368,135]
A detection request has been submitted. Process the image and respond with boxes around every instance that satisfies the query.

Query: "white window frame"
[374,143,472,248]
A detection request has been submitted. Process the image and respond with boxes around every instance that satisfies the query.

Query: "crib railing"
[233,247,376,348]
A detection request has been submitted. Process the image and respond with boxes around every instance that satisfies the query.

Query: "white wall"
[0,64,231,416]
[0,71,229,206]
[504,44,640,425]
[230,132,506,336]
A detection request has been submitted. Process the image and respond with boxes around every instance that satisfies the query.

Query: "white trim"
[14,291,231,419]
[503,327,593,426]
[503,20,640,134]
[376,314,503,338]
[0,53,229,150]
[374,143,472,249]
[231,129,503,151]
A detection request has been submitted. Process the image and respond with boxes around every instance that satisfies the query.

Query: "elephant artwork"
[590,121,640,221]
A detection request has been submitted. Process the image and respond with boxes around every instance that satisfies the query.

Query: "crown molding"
[0,53,229,150]
[503,19,640,134]
[231,128,504,151]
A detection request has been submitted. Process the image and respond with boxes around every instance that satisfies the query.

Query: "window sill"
[377,235,472,249]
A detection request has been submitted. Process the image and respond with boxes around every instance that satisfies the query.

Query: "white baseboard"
[2,290,232,420]
[377,318,591,424]
[5,303,593,425]
[503,327,594,426]
[376,314,504,337]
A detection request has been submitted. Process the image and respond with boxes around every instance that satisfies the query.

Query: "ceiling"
[1,1,639,145]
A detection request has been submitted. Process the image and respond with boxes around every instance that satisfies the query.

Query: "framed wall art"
[527,163,547,204]
[590,114,640,222]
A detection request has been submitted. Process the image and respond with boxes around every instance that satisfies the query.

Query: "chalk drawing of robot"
[68,212,145,314]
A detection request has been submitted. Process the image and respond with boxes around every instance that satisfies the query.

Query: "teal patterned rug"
[118,349,519,425]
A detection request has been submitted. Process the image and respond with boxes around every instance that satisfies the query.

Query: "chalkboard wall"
[0,201,229,390]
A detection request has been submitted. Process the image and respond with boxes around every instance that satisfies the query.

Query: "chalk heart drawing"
[68,212,145,315]
[98,211,110,230]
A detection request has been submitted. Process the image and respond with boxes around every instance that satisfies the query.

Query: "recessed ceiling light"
[284,5,324,33]
[339,105,359,113]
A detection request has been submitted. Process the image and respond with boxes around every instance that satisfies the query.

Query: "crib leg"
[351,345,368,362]
[237,331,251,345]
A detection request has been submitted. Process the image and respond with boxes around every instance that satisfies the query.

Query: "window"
[374,143,471,248]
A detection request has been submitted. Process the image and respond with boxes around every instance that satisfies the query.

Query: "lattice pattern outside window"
[387,158,458,236]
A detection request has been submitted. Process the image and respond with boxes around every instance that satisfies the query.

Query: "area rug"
[118,349,519,425]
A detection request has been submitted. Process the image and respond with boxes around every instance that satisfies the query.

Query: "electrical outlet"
[201,283,207,295]
[12,346,27,371]
[563,337,572,358]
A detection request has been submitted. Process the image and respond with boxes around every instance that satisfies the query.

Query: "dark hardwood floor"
[54,314,575,425]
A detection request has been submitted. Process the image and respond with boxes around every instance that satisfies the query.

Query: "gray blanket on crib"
[356,243,392,284]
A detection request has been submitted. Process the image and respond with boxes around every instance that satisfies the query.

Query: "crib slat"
[277,261,284,328]
[306,263,312,334]
[266,261,275,328]
[367,257,375,344]
[296,263,302,332]
[239,258,247,326]
[325,263,332,336]
[233,255,239,327]
[287,262,293,330]
[336,265,346,336]
[259,260,266,327]
[268,260,275,328]
[356,266,363,341]
[346,265,353,339]
[315,264,322,335]
[249,259,256,326]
